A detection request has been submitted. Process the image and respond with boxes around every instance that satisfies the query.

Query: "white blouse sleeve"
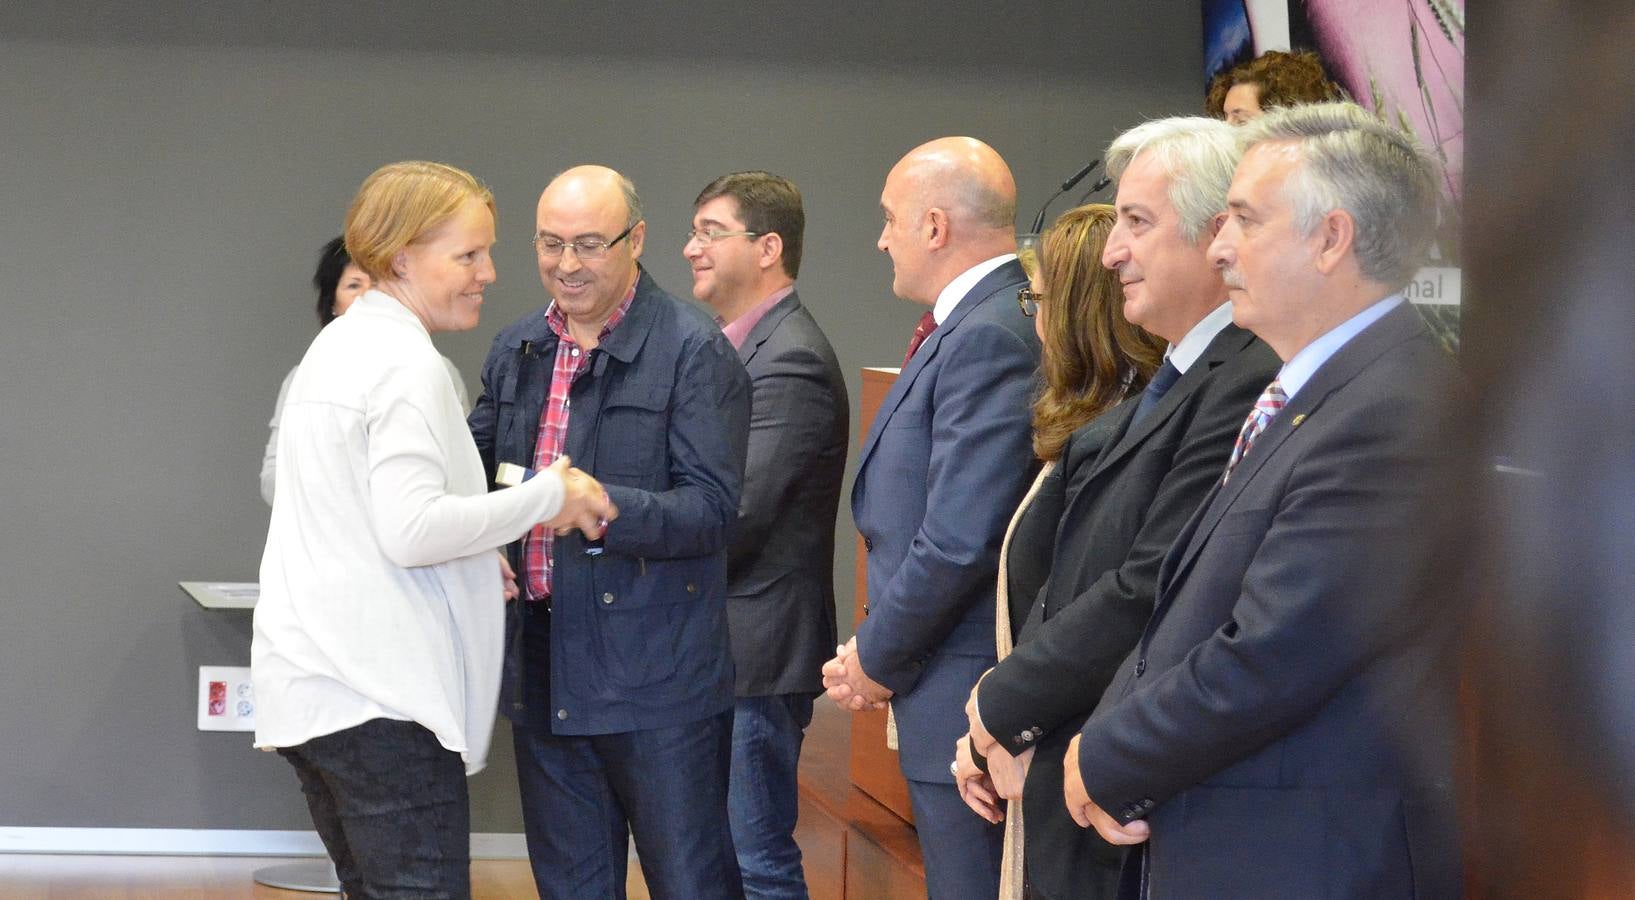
[364,364,563,568]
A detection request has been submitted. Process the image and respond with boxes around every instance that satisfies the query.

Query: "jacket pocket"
[595,380,669,477]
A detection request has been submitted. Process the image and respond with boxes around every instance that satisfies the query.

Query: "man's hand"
[497,551,519,601]
[954,734,1003,824]
[821,636,892,711]
[1063,733,1150,845]
[544,455,617,538]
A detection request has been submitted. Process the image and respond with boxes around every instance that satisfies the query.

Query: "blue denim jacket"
[469,269,750,735]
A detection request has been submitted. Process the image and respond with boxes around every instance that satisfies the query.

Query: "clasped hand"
[1063,733,1150,846]
[959,680,1033,805]
[821,636,892,711]
[545,455,617,540]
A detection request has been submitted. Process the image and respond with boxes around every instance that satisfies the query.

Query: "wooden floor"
[0,856,651,899]
[0,704,921,899]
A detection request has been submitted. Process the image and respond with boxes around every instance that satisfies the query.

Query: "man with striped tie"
[1062,101,1463,898]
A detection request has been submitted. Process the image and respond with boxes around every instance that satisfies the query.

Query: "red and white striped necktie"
[1223,378,1287,484]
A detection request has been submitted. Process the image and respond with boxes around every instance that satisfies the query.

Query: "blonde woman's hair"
[344,161,495,283]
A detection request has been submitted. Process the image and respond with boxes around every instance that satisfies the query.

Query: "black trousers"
[279,718,471,899]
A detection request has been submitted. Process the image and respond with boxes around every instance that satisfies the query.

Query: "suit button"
[864,537,874,551]
[686,582,698,594]
[1135,658,1147,677]
[863,604,870,615]
[602,592,615,605]
[556,709,569,720]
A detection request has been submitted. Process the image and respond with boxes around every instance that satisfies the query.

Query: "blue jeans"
[728,694,816,899]
[513,709,744,900]
[278,718,470,899]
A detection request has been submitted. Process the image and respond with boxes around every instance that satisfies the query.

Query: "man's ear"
[759,232,784,271]
[1313,209,1356,275]
[925,207,951,252]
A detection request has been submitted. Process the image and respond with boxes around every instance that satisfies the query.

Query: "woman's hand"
[544,456,618,538]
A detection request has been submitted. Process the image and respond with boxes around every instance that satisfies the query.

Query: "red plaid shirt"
[524,285,637,601]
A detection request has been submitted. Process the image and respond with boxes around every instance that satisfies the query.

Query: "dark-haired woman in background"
[952,203,1164,899]
[259,236,469,505]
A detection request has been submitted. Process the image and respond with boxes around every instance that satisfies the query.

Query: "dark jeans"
[513,709,744,900]
[728,693,816,899]
[278,718,470,899]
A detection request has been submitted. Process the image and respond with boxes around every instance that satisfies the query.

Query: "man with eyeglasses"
[470,165,751,899]
[683,171,848,900]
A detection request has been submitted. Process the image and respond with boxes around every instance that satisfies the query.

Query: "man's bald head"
[889,137,1017,233]
[878,137,1019,304]
[541,165,643,229]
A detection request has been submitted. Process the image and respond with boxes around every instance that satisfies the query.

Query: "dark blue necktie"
[1131,359,1182,425]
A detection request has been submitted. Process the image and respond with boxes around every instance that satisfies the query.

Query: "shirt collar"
[719,284,795,349]
[353,288,430,335]
[1278,294,1405,400]
[1165,301,1235,374]
[932,253,1018,325]
[545,281,638,345]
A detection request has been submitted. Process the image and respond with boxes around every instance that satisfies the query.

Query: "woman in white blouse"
[260,236,472,506]
[253,161,614,898]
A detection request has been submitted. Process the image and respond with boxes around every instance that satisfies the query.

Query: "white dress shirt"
[1166,301,1236,374]
[253,290,564,774]
[932,253,1019,325]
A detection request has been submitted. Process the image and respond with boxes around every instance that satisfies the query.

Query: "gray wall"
[0,2,1201,831]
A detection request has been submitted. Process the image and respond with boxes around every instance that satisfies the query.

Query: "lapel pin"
[1291,414,1306,427]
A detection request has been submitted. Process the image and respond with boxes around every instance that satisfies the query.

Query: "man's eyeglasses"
[1017,286,1044,318]
[684,229,762,247]
[532,223,636,260]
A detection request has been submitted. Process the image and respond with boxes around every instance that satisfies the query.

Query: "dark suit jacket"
[725,290,850,697]
[1078,302,1462,899]
[853,258,1040,782]
[977,323,1279,900]
[468,268,751,735]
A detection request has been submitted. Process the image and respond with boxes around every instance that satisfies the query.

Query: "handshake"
[542,455,619,539]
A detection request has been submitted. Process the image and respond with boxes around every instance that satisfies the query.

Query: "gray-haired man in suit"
[685,171,849,900]
[1066,102,1462,898]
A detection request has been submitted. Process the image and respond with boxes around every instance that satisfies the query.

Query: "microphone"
[1030,159,1101,235]
[1075,175,1113,206]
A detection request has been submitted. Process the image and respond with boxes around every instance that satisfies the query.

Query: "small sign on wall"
[197,666,255,732]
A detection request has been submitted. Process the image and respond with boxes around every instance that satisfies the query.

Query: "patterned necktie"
[1131,359,1182,425]
[1222,378,1287,484]
[903,311,938,366]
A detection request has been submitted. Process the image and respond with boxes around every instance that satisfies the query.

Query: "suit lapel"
[737,291,801,367]
[855,259,1027,478]
[1085,325,1256,486]
[1156,302,1431,600]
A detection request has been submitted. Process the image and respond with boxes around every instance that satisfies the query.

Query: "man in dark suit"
[959,117,1281,900]
[469,166,751,899]
[823,137,1041,899]
[1064,102,1462,898]
[685,171,849,900]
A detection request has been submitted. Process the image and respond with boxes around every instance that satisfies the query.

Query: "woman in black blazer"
[953,203,1164,899]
